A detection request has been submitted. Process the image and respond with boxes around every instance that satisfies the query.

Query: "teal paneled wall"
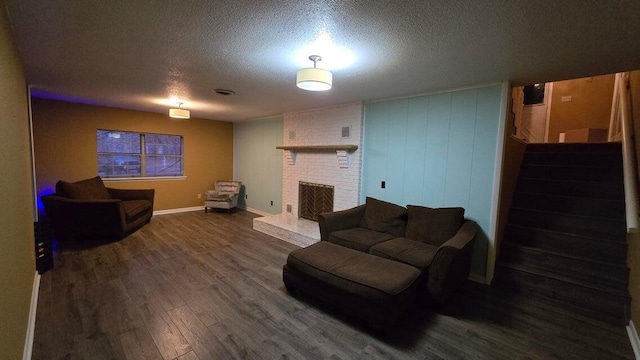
[233,117,283,214]
[362,85,503,277]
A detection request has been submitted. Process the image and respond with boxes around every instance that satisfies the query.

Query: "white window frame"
[97,129,185,181]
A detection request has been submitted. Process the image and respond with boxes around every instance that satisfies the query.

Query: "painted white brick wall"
[282,102,364,216]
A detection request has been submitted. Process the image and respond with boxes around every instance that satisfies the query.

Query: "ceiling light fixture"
[169,102,190,119]
[296,55,332,91]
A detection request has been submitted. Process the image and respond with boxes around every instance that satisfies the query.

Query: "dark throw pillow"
[405,205,465,246]
[56,176,111,200]
[360,197,407,237]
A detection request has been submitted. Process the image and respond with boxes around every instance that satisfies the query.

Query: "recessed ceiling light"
[213,89,236,96]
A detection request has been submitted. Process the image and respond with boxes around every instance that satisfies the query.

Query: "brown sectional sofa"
[41,176,154,241]
[283,197,478,327]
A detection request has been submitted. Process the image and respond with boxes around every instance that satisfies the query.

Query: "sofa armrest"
[317,204,367,242]
[426,220,478,304]
[41,195,128,240]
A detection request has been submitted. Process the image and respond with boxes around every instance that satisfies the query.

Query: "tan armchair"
[204,180,242,213]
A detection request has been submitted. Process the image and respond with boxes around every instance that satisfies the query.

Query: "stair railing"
[609,74,623,142]
[617,72,639,233]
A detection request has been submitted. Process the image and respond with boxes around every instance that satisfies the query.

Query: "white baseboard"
[627,320,640,360]
[153,205,279,217]
[153,206,204,216]
[23,271,40,360]
[242,206,274,217]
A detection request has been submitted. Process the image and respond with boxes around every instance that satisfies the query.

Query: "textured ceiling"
[4,0,640,122]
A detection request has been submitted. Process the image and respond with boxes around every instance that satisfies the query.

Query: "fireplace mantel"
[276,145,358,151]
[276,145,358,168]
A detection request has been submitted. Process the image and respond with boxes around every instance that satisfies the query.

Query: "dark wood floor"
[33,210,635,360]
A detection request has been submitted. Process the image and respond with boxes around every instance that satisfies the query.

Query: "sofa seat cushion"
[360,197,407,237]
[287,241,421,298]
[122,200,152,221]
[207,193,232,201]
[405,205,465,246]
[370,237,438,270]
[329,228,396,253]
[56,176,111,200]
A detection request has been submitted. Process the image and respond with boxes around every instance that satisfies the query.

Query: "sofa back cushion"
[360,197,407,237]
[215,180,242,195]
[56,176,111,200]
[405,205,465,246]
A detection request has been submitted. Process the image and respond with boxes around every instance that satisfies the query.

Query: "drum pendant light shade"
[169,108,190,119]
[169,102,190,119]
[296,55,332,91]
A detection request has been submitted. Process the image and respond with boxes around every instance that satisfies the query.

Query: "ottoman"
[283,241,423,328]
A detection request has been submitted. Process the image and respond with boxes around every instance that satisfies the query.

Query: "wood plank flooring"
[33,210,635,359]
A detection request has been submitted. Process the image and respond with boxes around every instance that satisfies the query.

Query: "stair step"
[495,263,630,324]
[499,141,629,326]
[516,178,624,199]
[499,243,629,290]
[523,151,623,167]
[508,208,626,241]
[520,164,623,182]
[511,192,624,220]
[503,224,628,263]
[526,142,622,153]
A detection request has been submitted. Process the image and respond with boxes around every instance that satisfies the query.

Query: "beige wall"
[0,3,37,358]
[32,99,233,211]
[628,70,640,332]
[547,75,615,143]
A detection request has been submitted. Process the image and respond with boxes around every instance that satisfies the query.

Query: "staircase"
[496,142,631,325]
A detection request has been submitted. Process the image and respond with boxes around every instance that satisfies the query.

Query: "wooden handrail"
[619,72,639,233]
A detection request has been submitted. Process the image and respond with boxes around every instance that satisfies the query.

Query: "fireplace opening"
[299,182,334,221]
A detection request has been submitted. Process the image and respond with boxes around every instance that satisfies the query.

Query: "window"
[97,130,183,178]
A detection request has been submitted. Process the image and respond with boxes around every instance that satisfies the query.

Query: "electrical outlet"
[245,194,248,199]
[287,204,292,213]
[381,181,386,189]
[197,193,201,199]
[561,96,572,102]
[270,201,273,206]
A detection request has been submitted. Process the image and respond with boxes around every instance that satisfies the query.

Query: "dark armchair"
[41,176,154,241]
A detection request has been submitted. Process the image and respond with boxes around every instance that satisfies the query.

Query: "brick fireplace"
[281,102,363,216]
[253,102,364,247]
